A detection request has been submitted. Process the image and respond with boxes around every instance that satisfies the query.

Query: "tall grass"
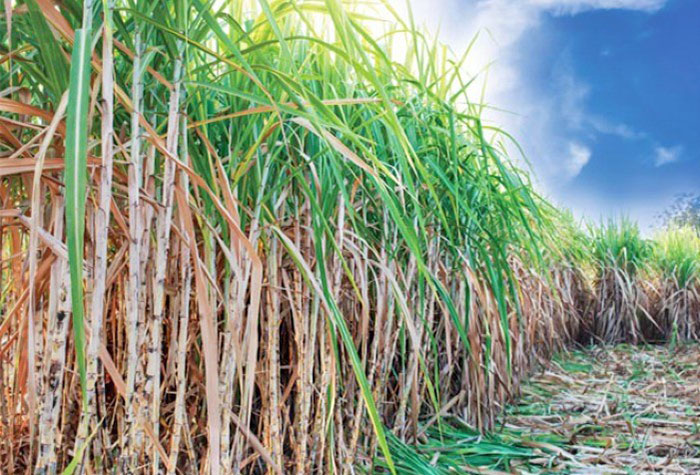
[651,226,700,341]
[0,1,695,473]
[585,220,700,344]
[588,218,652,343]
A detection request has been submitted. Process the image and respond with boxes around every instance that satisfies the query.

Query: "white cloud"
[589,117,645,139]
[654,145,683,166]
[398,0,667,197]
[565,142,592,177]
[551,61,644,139]
[529,0,667,15]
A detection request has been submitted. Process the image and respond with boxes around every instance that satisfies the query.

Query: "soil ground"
[378,343,700,474]
[502,343,700,474]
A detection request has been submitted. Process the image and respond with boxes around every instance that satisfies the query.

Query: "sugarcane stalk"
[167,133,191,473]
[266,236,282,471]
[28,93,68,456]
[75,0,115,464]
[146,47,183,472]
[36,195,69,475]
[123,24,144,471]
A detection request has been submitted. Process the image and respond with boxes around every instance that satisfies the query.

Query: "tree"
[658,193,700,231]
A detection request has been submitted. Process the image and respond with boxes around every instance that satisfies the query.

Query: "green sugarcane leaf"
[25,0,70,100]
[64,27,92,406]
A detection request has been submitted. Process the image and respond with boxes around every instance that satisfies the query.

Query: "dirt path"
[504,344,700,474]
[376,344,700,474]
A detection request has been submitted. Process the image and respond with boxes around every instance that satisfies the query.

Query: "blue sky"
[404,0,700,231]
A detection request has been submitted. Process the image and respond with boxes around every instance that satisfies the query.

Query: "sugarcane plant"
[650,226,700,343]
[589,218,653,344]
[0,1,695,474]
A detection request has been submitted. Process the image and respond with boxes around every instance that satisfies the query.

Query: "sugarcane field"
[1,0,699,473]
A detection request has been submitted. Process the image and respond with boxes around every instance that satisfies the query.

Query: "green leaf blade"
[64,27,92,406]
